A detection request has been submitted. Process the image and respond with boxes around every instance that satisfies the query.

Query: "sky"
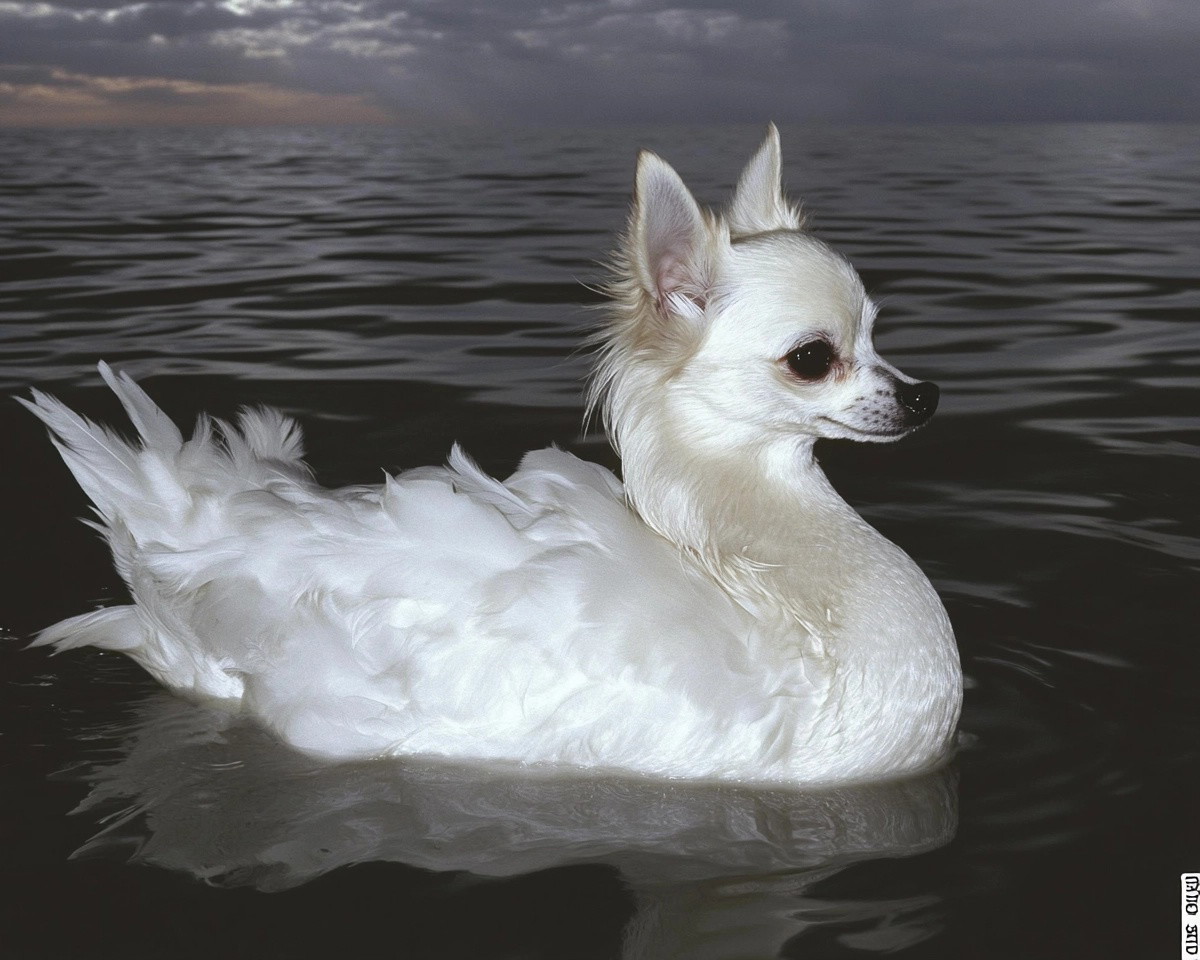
[1,0,1198,126]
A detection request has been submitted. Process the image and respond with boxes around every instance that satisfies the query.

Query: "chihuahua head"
[593,125,937,464]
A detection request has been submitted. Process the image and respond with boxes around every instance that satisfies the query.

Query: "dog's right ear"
[629,151,718,327]
[727,124,804,236]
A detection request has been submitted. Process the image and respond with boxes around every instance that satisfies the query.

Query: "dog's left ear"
[727,124,804,236]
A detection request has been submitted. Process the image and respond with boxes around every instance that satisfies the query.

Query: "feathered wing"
[23,365,795,774]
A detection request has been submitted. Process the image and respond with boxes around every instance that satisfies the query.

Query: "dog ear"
[630,150,717,324]
[727,124,804,235]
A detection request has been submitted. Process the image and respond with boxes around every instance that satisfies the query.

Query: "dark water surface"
[2,124,1197,958]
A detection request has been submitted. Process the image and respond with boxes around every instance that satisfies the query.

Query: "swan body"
[23,128,962,785]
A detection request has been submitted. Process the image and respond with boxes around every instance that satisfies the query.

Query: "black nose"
[897,380,939,423]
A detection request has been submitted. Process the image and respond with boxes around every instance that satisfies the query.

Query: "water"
[2,124,1197,958]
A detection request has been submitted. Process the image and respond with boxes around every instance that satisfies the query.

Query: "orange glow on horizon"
[0,68,396,126]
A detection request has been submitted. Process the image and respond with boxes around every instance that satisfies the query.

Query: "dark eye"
[785,340,835,380]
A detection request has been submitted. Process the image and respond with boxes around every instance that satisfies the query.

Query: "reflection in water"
[69,694,957,957]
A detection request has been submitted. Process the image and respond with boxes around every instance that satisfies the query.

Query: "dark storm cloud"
[1,0,1197,125]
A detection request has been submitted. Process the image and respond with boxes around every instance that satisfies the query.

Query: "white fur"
[23,127,961,785]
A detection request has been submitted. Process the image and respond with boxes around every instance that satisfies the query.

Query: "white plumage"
[23,127,962,785]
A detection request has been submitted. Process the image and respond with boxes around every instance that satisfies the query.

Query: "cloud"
[0,0,1197,125]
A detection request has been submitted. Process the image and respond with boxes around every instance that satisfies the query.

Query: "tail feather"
[236,405,305,464]
[32,603,245,702]
[97,360,183,455]
[22,362,310,543]
[17,388,147,524]
[30,606,143,653]
[21,363,299,705]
